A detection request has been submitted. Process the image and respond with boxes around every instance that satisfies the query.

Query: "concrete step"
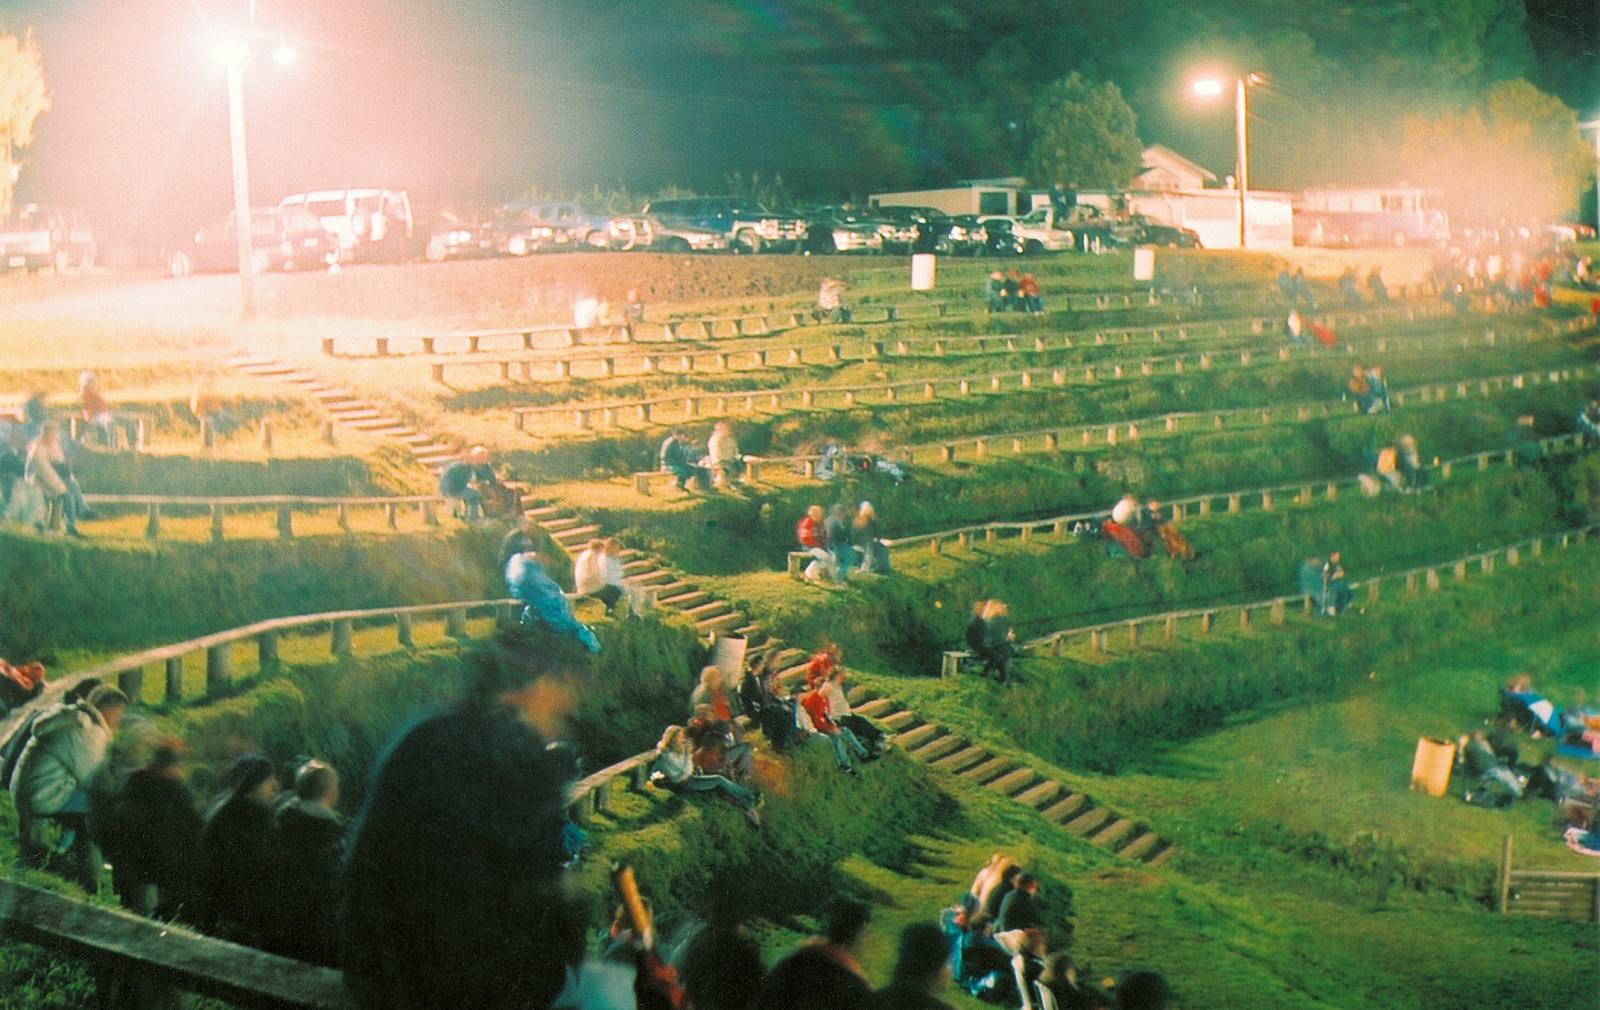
[551,524,602,543]
[622,560,655,575]
[986,767,1037,797]
[909,735,962,763]
[683,600,729,620]
[1090,818,1138,850]
[929,746,988,774]
[328,407,382,420]
[697,612,745,633]
[542,517,583,532]
[959,756,1013,784]
[1116,831,1163,863]
[879,711,917,732]
[1063,807,1112,838]
[853,698,896,719]
[732,624,761,638]
[1014,781,1062,809]
[893,724,940,751]
[659,590,712,609]
[1147,843,1178,867]
[524,506,564,519]
[1039,794,1088,824]
[630,570,676,586]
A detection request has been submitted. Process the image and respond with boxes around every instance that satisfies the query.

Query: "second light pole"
[1194,72,1263,249]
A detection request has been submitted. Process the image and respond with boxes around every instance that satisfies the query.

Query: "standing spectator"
[853,501,891,574]
[78,371,134,449]
[1365,366,1390,412]
[707,421,745,489]
[797,504,833,582]
[621,288,646,340]
[340,626,589,1010]
[826,503,855,583]
[757,898,875,1010]
[1367,268,1389,302]
[25,421,88,536]
[507,551,599,653]
[660,428,709,493]
[1578,399,1600,449]
[20,391,48,442]
[192,754,280,944]
[9,684,128,890]
[1339,266,1362,306]
[981,600,1020,684]
[1298,557,1326,614]
[984,271,1005,313]
[0,420,24,510]
[1322,552,1354,616]
[1291,268,1316,310]
[573,538,625,613]
[439,446,501,522]
[263,759,346,965]
[816,277,850,323]
[876,922,957,1010]
[1397,434,1427,491]
[1019,273,1044,315]
[104,740,202,919]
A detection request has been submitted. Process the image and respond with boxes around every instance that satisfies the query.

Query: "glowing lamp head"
[1192,79,1225,97]
[214,35,250,65]
[271,43,298,67]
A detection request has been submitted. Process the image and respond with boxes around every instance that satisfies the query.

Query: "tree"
[0,27,47,219]
[1399,79,1591,227]
[1023,73,1143,192]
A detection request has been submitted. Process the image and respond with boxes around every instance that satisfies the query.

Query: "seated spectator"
[1283,309,1306,347]
[979,863,1022,922]
[1019,273,1044,315]
[263,759,346,965]
[507,551,600,653]
[707,421,745,489]
[687,703,754,783]
[1298,557,1326,613]
[690,665,736,721]
[1499,674,1563,738]
[190,374,239,441]
[340,626,589,1010]
[815,277,851,324]
[193,754,280,944]
[1001,270,1023,312]
[805,643,844,690]
[853,501,891,574]
[995,874,1043,950]
[976,600,1020,684]
[742,655,803,752]
[797,682,868,775]
[877,921,957,1010]
[822,666,886,760]
[757,897,874,1010]
[620,289,646,340]
[1009,929,1049,1010]
[797,505,835,582]
[25,421,88,537]
[439,446,505,522]
[966,854,1011,916]
[1347,367,1375,413]
[1374,445,1403,492]
[104,739,201,919]
[1365,366,1390,412]
[1143,501,1195,560]
[1110,494,1138,527]
[1339,267,1361,306]
[954,914,1016,1003]
[964,601,990,668]
[573,538,625,613]
[9,684,128,891]
[1321,552,1354,616]
[984,271,1005,313]
[650,725,761,828]
[77,371,136,449]
[0,420,25,510]
[660,428,710,493]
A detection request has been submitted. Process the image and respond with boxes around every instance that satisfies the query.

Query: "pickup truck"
[976,205,1080,254]
[0,205,96,272]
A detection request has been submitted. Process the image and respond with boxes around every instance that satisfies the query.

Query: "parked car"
[278,188,416,262]
[937,215,989,256]
[871,205,953,253]
[494,201,623,253]
[799,206,886,254]
[423,210,500,261]
[167,206,341,277]
[633,211,735,253]
[977,206,1078,254]
[637,197,806,254]
[0,204,96,272]
[1111,214,1202,249]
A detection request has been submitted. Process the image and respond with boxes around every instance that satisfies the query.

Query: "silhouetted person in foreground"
[263,759,347,966]
[340,626,589,1010]
[876,922,958,1010]
[757,897,875,1010]
[192,754,279,945]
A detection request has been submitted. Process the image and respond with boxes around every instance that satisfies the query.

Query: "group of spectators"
[661,422,747,494]
[3,677,347,965]
[1,392,96,537]
[1359,434,1427,496]
[1346,365,1390,415]
[938,854,1172,1010]
[1296,552,1355,617]
[984,270,1045,315]
[727,644,887,779]
[796,501,892,583]
[1077,494,1195,563]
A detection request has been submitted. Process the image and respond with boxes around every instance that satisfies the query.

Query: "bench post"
[331,619,354,657]
[165,657,184,703]
[941,651,967,679]
[119,666,145,703]
[276,505,294,540]
[258,631,279,669]
[205,644,232,698]
[145,503,161,540]
[446,607,469,637]
[397,612,415,647]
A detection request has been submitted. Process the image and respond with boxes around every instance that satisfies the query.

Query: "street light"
[1192,72,1264,249]
[216,29,295,318]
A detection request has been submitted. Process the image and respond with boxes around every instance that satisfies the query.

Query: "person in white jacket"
[25,421,88,536]
[572,538,628,613]
[9,685,128,888]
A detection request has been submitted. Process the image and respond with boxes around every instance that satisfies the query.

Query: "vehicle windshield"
[304,199,346,217]
[279,207,323,231]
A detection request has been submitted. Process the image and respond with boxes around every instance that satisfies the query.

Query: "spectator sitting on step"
[499,514,540,575]
[978,600,1020,684]
[1578,400,1600,449]
[706,421,745,489]
[995,874,1044,953]
[1339,266,1362,306]
[805,643,844,690]
[1365,366,1390,412]
[797,505,834,582]
[660,428,710,493]
[0,418,26,510]
[77,371,135,449]
[687,702,754,784]
[650,725,761,828]
[25,420,90,537]
[966,854,1014,917]
[190,374,239,441]
[984,271,1005,313]
[1020,273,1044,315]
[1298,557,1326,613]
[440,446,501,522]
[263,759,346,965]
[815,277,850,324]
[192,754,280,945]
[1367,268,1389,302]
[955,914,1017,1003]
[1321,551,1354,616]
[742,654,803,752]
[573,538,625,614]
[507,550,600,653]
[822,666,885,760]
[797,681,868,775]
[852,501,890,574]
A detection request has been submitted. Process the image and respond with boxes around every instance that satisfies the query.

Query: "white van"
[278,188,415,262]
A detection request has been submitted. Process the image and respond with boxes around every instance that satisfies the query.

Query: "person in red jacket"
[798,684,867,775]
[796,504,834,581]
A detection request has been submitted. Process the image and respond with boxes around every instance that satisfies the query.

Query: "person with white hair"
[852,501,890,574]
[438,445,500,521]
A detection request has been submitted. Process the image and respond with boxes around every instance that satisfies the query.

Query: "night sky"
[0,0,1595,243]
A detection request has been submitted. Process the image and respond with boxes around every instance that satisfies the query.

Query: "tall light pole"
[216,30,295,319]
[1193,72,1264,249]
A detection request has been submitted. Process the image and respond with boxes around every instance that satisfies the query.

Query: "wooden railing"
[1497,837,1600,923]
[433,302,1463,386]
[79,493,448,542]
[882,433,1588,554]
[1019,523,1598,657]
[508,316,1588,433]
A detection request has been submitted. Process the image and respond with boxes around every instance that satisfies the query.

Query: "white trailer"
[869,183,1028,218]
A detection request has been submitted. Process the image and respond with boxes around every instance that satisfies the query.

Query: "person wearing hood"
[192,754,280,943]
